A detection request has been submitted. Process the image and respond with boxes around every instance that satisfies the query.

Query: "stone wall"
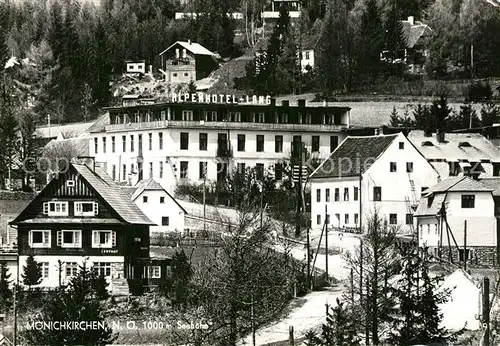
[427,246,498,267]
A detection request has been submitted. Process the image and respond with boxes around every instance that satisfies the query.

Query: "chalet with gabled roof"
[9,160,160,294]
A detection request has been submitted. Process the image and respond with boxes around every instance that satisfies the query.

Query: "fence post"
[289,325,294,346]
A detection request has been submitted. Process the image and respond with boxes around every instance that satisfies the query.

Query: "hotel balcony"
[105,120,347,133]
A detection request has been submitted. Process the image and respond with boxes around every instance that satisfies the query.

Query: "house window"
[316,215,321,225]
[459,249,472,262]
[29,230,50,248]
[122,164,127,181]
[389,214,397,225]
[102,137,106,153]
[65,262,78,278]
[343,188,349,201]
[316,189,321,202]
[390,162,397,172]
[92,230,115,248]
[330,136,338,152]
[373,187,382,201]
[305,51,310,59]
[354,187,359,201]
[44,201,69,216]
[57,230,82,248]
[334,188,340,202]
[237,134,246,152]
[93,262,111,277]
[354,213,359,225]
[159,161,163,178]
[74,201,98,216]
[130,135,134,152]
[112,165,116,181]
[41,262,49,279]
[160,196,165,204]
[122,135,126,152]
[199,161,207,179]
[162,217,170,226]
[275,135,283,153]
[461,195,475,208]
[159,132,163,150]
[148,133,153,150]
[149,162,153,178]
[143,196,148,203]
[180,161,188,179]
[149,265,161,278]
[325,188,330,202]
[180,132,189,150]
[399,142,404,149]
[345,214,349,224]
[406,214,413,225]
[111,136,115,153]
[94,138,98,154]
[406,162,413,173]
[256,135,264,152]
[312,136,320,152]
[199,133,207,151]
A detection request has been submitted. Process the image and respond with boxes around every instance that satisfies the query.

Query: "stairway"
[111,278,130,296]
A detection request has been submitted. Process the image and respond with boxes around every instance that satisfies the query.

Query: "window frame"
[275,135,283,153]
[65,262,78,278]
[44,201,69,217]
[162,217,170,226]
[256,135,265,152]
[199,133,208,151]
[58,230,82,248]
[389,213,397,225]
[150,265,161,279]
[180,132,189,150]
[373,187,382,201]
[29,230,51,248]
[461,195,475,208]
[74,201,98,217]
[93,262,112,277]
[92,230,116,249]
[390,162,397,172]
[40,262,49,279]
[406,162,414,173]
[311,135,320,152]
[237,134,246,152]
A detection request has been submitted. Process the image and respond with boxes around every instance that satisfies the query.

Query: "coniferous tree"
[320,298,360,345]
[480,102,499,127]
[171,249,192,308]
[359,0,384,83]
[0,262,13,309]
[21,254,42,290]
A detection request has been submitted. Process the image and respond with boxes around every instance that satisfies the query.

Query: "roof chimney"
[436,131,446,143]
[188,39,191,45]
[408,16,414,25]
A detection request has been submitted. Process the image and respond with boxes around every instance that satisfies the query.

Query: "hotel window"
[43,201,69,216]
[373,187,382,201]
[29,230,50,248]
[122,164,127,180]
[143,196,148,203]
[237,163,246,174]
[406,213,413,225]
[182,110,193,121]
[354,187,359,201]
[312,136,320,152]
[316,189,321,202]
[57,230,82,248]
[345,214,349,224]
[65,262,78,278]
[94,138,98,154]
[180,132,189,150]
[389,214,397,225]
[390,162,397,172]
[159,161,164,178]
[160,196,165,204]
[236,112,241,121]
[256,163,264,180]
[149,162,153,178]
[148,133,153,150]
[74,201,98,216]
[199,161,207,179]
[461,195,475,208]
[325,188,330,202]
[93,262,111,277]
[217,162,228,182]
[92,230,116,248]
[138,134,143,151]
[344,188,349,201]
[162,217,170,226]
[406,162,413,173]
[354,213,359,225]
[180,161,188,179]
[281,113,288,123]
[305,114,312,124]
[138,162,143,180]
[102,137,106,153]
[399,142,404,149]
[330,136,338,152]
[334,188,339,202]
[112,165,116,180]
[317,215,321,225]
[41,262,49,279]
[210,111,217,121]
[275,135,283,153]
[130,135,135,152]
[256,135,264,152]
[122,135,126,152]
[159,132,163,150]
[199,133,208,151]
[237,134,246,152]
[111,136,115,153]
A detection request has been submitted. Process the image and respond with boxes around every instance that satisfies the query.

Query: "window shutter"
[112,231,117,247]
[28,231,32,247]
[94,202,99,216]
[75,231,81,247]
[43,231,50,246]
[43,202,48,215]
[75,202,81,213]
[57,231,62,247]
[92,231,98,247]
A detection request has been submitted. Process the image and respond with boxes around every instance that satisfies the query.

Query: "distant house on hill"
[400,16,433,74]
[158,40,219,84]
[262,0,301,19]
[125,60,146,75]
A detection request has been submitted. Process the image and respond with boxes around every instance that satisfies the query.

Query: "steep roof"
[310,134,398,179]
[400,19,432,48]
[36,121,95,139]
[43,137,89,157]
[408,130,500,162]
[130,179,187,214]
[478,178,500,196]
[159,41,216,57]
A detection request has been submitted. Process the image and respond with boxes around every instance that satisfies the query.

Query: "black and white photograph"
[1,0,500,344]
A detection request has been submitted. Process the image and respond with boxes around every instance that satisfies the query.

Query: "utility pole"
[464,220,467,272]
[203,165,207,234]
[289,325,295,346]
[306,226,311,291]
[295,143,303,238]
[483,276,490,346]
[325,204,328,279]
[14,247,19,346]
[251,293,256,346]
[260,181,264,230]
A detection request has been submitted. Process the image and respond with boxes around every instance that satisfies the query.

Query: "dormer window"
[43,201,69,216]
[458,141,472,147]
[74,201,98,217]
[422,141,434,146]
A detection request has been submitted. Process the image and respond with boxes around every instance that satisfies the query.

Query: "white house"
[300,48,314,73]
[309,132,440,234]
[126,60,146,75]
[127,179,187,236]
[415,176,500,266]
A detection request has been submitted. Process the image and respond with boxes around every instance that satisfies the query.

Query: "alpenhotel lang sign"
[169,92,272,105]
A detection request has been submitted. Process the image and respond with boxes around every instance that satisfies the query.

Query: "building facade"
[415,176,500,266]
[9,161,157,292]
[89,97,351,192]
[309,132,440,234]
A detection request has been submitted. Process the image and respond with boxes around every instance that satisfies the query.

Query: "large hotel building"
[89,94,352,191]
